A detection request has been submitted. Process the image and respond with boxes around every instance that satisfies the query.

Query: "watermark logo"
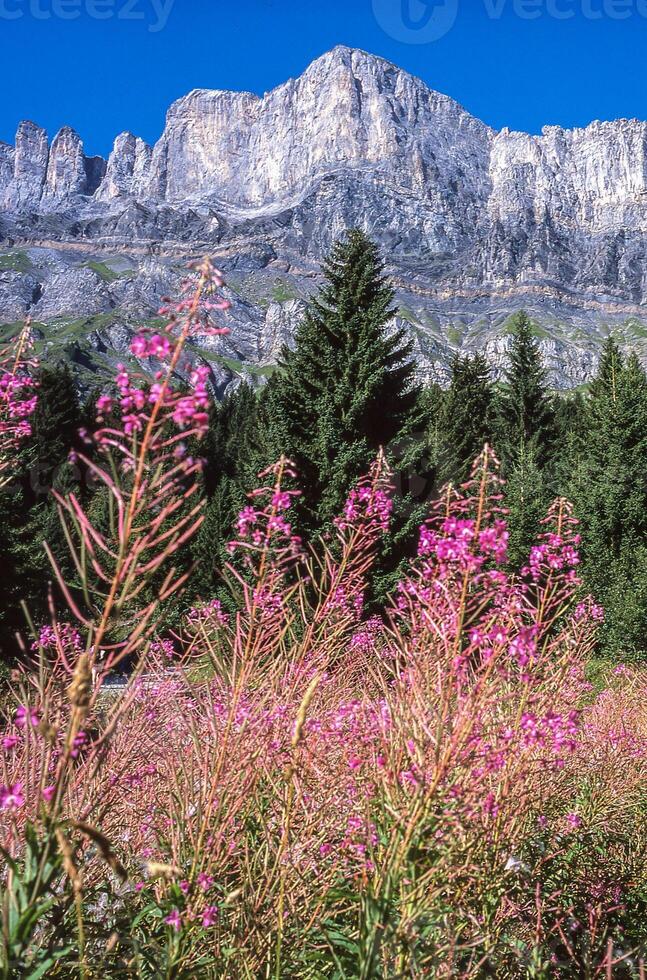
[372,0,459,43]
[374,0,647,43]
[0,0,175,32]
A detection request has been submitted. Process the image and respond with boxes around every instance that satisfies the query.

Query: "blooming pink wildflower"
[164,908,182,932]
[0,783,25,810]
[15,705,40,729]
[202,906,218,927]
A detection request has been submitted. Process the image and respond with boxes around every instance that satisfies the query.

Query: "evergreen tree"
[498,312,556,471]
[497,312,556,565]
[264,229,418,529]
[552,389,588,494]
[504,444,546,568]
[24,363,81,506]
[572,347,647,659]
[438,353,494,487]
[201,382,260,495]
[191,476,242,604]
[190,383,262,597]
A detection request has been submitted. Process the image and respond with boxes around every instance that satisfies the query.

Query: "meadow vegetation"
[0,250,644,977]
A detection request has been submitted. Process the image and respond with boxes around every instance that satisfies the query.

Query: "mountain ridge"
[2,46,647,391]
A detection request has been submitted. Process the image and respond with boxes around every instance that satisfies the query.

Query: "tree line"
[2,229,647,662]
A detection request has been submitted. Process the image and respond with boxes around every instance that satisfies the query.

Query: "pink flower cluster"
[172,365,210,429]
[149,638,176,660]
[525,531,581,583]
[96,352,212,442]
[187,600,229,628]
[0,349,38,447]
[336,485,392,533]
[228,463,304,569]
[519,710,580,755]
[418,516,508,572]
[0,783,24,810]
[131,333,174,360]
[32,623,84,655]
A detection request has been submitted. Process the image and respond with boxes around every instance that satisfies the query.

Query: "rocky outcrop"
[43,127,88,201]
[5,121,49,208]
[96,133,152,202]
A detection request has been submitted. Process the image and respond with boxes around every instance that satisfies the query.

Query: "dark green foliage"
[24,363,82,506]
[190,384,262,600]
[438,353,495,487]
[504,445,546,568]
[0,363,83,659]
[497,312,557,567]
[569,346,647,659]
[498,312,556,470]
[6,261,647,666]
[261,229,418,531]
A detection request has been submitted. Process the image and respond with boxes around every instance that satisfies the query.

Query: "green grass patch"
[501,315,551,340]
[0,250,32,274]
[0,320,46,343]
[193,346,279,379]
[82,261,133,283]
[271,279,298,304]
[397,306,419,325]
[623,318,647,340]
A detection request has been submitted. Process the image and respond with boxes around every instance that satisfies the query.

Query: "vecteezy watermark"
[374,0,647,43]
[0,0,175,32]
[373,0,459,43]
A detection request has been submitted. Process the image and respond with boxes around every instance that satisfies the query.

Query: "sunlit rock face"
[2,45,647,389]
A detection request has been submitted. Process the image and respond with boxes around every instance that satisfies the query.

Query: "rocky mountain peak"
[2,48,647,390]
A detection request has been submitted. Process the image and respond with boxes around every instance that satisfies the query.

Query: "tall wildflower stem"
[90,268,208,663]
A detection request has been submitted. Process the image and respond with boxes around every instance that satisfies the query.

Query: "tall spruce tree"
[438,353,494,487]
[498,312,556,565]
[264,229,418,530]
[499,312,555,471]
[25,363,81,506]
[571,344,647,659]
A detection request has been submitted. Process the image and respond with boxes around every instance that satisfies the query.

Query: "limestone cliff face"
[3,46,647,289]
[95,132,152,202]
[2,46,647,387]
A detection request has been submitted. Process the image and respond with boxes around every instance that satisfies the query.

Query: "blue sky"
[2,0,647,156]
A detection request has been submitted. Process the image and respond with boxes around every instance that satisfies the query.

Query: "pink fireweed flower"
[2,734,19,752]
[150,638,176,660]
[237,506,258,538]
[187,600,229,628]
[202,906,218,928]
[130,335,149,357]
[42,785,55,803]
[70,732,88,759]
[96,393,113,415]
[15,705,39,729]
[509,626,538,668]
[0,783,25,810]
[197,872,214,891]
[271,491,292,511]
[336,481,393,534]
[164,908,182,932]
